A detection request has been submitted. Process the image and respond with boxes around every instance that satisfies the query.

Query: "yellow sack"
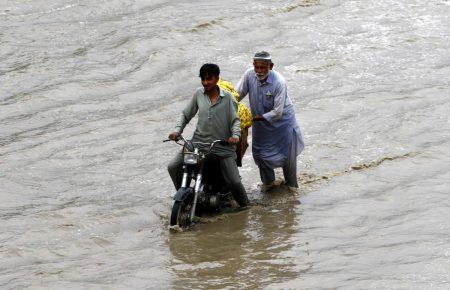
[217,79,252,129]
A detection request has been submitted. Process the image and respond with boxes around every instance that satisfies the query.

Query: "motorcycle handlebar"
[163,134,185,143]
[163,135,229,147]
[211,139,229,146]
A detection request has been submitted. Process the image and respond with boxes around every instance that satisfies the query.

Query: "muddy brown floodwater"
[1,0,449,289]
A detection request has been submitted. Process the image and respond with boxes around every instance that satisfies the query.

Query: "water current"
[1,0,449,289]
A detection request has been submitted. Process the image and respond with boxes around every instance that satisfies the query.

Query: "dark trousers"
[167,152,249,206]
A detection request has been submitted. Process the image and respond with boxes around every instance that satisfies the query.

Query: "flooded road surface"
[1,0,449,288]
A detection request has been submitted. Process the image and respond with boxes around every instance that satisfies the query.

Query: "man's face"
[253,60,273,80]
[201,74,219,92]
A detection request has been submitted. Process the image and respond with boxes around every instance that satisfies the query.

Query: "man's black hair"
[199,63,220,79]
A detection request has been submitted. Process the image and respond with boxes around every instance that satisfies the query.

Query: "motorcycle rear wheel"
[170,200,193,228]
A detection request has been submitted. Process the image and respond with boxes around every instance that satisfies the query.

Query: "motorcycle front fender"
[173,187,194,202]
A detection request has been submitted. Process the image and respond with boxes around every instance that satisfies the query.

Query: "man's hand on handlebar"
[168,132,180,141]
[227,137,239,145]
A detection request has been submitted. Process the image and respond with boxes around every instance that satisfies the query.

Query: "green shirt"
[175,87,241,154]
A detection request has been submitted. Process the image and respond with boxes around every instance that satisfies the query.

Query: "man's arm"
[236,70,250,102]
[172,93,198,137]
[228,97,241,144]
[262,82,286,123]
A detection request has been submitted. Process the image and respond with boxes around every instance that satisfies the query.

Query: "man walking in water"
[167,63,249,207]
[236,51,304,193]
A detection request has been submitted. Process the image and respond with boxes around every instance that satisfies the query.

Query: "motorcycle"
[164,135,238,228]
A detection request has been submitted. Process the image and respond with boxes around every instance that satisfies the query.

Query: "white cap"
[253,51,271,61]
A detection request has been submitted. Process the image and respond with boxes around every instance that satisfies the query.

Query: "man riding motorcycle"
[167,63,249,207]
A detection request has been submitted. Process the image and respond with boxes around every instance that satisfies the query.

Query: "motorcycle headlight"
[183,152,199,165]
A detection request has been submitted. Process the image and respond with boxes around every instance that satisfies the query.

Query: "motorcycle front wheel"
[170,200,193,228]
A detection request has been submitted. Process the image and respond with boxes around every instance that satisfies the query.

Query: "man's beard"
[256,72,269,81]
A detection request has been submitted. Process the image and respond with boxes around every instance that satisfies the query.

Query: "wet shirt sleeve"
[236,69,250,101]
[230,97,241,139]
[175,93,198,133]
